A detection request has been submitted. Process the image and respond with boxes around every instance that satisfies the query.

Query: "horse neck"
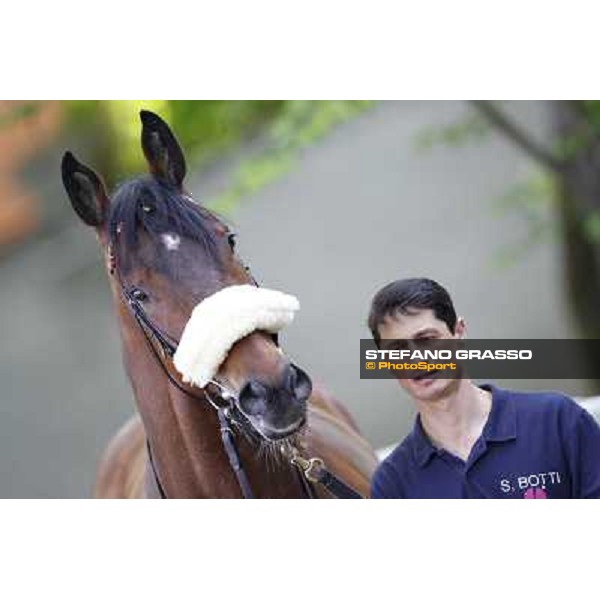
[116,304,304,498]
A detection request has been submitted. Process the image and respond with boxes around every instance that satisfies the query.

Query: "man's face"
[377,308,465,403]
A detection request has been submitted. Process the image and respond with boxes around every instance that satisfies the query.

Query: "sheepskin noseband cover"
[173,285,299,388]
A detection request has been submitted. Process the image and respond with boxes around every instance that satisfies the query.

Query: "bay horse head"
[61,110,312,452]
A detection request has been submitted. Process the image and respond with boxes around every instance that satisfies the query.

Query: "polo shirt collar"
[411,383,517,468]
[411,417,437,468]
[479,383,517,442]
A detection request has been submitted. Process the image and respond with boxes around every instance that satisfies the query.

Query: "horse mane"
[108,176,220,274]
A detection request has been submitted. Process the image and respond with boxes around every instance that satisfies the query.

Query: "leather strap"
[146,441,167,499]
[217,407,255,499]
[123,279,359,500]
[312,468,362,499]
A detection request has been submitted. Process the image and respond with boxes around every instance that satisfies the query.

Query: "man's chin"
[403,373,458,401]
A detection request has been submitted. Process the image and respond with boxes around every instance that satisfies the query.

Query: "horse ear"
[61,151,109,228]
[140,110,186,188]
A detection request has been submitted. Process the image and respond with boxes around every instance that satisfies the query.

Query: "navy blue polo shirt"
[371,385,600,499]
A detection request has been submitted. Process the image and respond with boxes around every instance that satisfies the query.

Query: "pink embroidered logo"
[523,487,548,499]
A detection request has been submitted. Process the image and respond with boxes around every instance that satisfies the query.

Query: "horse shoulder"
[307,385,379,498]
[93,413,147,499]
[309,380,362,432]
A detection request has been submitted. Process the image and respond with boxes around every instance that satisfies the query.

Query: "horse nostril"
[288,364,312,403]
[238,380,268,416]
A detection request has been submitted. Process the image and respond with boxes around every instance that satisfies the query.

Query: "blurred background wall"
[0,100,598,497]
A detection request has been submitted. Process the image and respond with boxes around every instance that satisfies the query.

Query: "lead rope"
[289,449,363,499]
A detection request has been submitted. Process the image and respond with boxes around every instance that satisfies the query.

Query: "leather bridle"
[120,280,264,498]
[114,250,362,499]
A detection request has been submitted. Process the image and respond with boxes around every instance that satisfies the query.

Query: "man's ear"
[140,110,186,188]
[61,151,109,228]
[454,317,467,338]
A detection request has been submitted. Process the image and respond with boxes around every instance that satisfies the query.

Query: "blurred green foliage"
[492,171,558,268]
[0,101,39,128]
[210,100,373,213]
[414,112,490,152]
[413,101,600,267]
[584,210,600,244]
[64,100,373,214]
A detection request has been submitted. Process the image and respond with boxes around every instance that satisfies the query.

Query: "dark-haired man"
[368,277,600,499]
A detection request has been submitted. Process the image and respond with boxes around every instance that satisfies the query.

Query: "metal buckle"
[290,450,325,483]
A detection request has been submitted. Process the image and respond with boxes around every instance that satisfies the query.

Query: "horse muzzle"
[236,363,312,440]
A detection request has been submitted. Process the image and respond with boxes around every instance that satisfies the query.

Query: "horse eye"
[227,232,237,250]
[131,288,148,302]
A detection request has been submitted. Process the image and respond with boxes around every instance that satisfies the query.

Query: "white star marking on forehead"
[161,232,181,251]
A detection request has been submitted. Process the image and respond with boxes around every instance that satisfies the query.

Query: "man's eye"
[131,288,149,302]
[227,232,237,250]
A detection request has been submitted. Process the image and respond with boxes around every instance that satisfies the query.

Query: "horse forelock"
[107,176,222,277]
